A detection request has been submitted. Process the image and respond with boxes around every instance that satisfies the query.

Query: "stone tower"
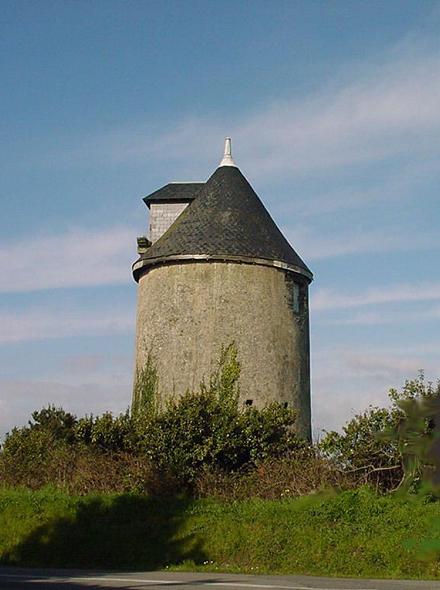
[132,139,313,440]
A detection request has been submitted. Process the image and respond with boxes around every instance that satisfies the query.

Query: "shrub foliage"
[0,344,305,494]
[1,346,439,497]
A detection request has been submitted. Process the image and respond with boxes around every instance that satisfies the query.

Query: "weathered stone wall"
[149,202,189,243]
[134,261,311,440]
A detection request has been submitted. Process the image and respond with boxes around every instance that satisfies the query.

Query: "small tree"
[319,373,440,492]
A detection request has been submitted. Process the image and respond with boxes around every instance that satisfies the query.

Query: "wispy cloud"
[322,306,440,326]
[311,344,438,434]
[313,282,440,311]
[0,351,134,437]
[278,157,439,218]
[286,225,440,261]
[345,352,432,380]
[59,354,131,376]
[0,227,135,293]
[237,54,440,178]
[0,306,134,343]
[48,44,440,184]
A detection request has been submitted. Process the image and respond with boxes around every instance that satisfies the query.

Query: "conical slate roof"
[133,165,312,282]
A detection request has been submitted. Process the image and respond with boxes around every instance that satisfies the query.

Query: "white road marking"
[0,572,380,590]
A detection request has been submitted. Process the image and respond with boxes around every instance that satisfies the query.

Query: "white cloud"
[312,282,440,311]
[286,225,440,261]
[0,351,134,438]
[59,354,131,376]
[237,62,440,178]
[278,158,436,218]
[0,306,134,343]
[0,227,135,293]
[0,218,436,300]
[311,364,393,436]
[344,353,431,380]
[311,345,438,435]
[54,45,440,184]
[325,306,440,326]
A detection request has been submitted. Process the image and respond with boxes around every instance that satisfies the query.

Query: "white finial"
[218,137,237,167]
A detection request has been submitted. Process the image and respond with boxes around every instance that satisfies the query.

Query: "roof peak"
[218,137,237,168]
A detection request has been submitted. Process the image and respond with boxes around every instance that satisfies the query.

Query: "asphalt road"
[0,569,439,590]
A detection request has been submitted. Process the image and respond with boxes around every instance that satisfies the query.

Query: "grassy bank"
[0,486,439,579]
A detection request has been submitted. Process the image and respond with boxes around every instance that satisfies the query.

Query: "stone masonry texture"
[149,202,189,243]
[134,260,311,440]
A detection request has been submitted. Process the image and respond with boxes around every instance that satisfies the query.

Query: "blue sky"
[1,0,440,438]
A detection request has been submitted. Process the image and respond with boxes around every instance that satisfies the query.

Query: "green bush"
[74,411,137,452]
[144,393,301,484]
[139,344,303,484]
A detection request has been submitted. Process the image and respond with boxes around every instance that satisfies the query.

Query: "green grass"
[0,486,439,579]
